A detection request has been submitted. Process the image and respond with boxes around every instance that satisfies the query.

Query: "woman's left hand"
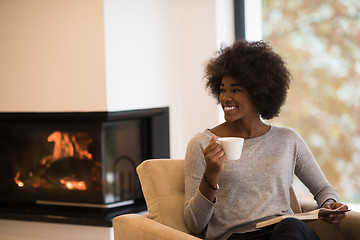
[319,200,348,224]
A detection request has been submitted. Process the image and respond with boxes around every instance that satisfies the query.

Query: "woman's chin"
[224,116,242,124]
[224,117,236,123]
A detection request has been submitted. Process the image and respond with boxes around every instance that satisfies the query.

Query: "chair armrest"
[336,211,360,239]
[299,200,360,239]
[305,209,360,240]
[113,214,202,240]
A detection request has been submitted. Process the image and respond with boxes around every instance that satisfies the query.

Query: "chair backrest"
[290,185,302,213]
[136,159,302,234]
[137,159,191,233]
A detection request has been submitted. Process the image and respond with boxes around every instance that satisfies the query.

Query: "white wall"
[104,0,222,158]
[104,0,177,112]
[0,0,107,112]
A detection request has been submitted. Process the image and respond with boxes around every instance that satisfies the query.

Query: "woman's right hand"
[199,135,226,202]
[203,135,226,177]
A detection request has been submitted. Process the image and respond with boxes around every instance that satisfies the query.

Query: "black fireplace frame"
[0,107,169,159]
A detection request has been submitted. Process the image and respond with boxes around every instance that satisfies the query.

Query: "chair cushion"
[136,159,191,234]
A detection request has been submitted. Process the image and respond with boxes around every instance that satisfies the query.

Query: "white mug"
[218,137,244,160]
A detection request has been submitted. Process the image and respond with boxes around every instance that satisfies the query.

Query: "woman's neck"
[211,118,270,139]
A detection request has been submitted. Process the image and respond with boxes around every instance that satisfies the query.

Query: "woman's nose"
[220,92,232,101]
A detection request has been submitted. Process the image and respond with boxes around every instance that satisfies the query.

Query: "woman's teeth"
[224,106,236,111]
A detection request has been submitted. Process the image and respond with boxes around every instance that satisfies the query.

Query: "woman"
[184,40,347,240]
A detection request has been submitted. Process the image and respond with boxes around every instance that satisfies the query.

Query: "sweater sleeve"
[293,132,340,207]
[184,133,215,235]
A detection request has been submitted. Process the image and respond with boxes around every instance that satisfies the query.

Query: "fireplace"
[0,108,169,208]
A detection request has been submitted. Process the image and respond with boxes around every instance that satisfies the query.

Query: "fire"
[15,131,93,191]
[60,179,87,190]
[41,131,93,166]
[14,172,24,187]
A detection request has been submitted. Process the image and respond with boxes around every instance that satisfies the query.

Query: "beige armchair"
[113,159,360,240]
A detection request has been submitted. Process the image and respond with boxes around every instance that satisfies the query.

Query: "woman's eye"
[233,89,242,93]
[219,89,225,93]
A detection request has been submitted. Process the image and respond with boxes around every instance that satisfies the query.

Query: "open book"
[256,208,350,229]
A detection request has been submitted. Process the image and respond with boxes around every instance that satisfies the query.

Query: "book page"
[256,208,351,229]
[256,210,319,229]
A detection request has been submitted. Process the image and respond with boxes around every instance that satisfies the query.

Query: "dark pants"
[228,218,319,240]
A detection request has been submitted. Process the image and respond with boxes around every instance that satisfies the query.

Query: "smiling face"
[219,75,259,123]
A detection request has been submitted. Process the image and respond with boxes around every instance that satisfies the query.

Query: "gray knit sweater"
[184,125,339,240]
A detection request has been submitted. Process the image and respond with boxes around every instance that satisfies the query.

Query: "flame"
[60,179,87,190]
[14,172,24,187]
[41,131,93,166]
[15,131,94,190]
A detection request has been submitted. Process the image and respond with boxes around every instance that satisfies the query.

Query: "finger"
[320,212,346,224]
[323,202,348,211]
[334,203,348,211]
[204,143,219,156]
[212,147,226,160]
[204,141,220,156]
[332,213,346,219]
[206,135,219,150]
[323,213,345,219]
[207,144,225,161]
